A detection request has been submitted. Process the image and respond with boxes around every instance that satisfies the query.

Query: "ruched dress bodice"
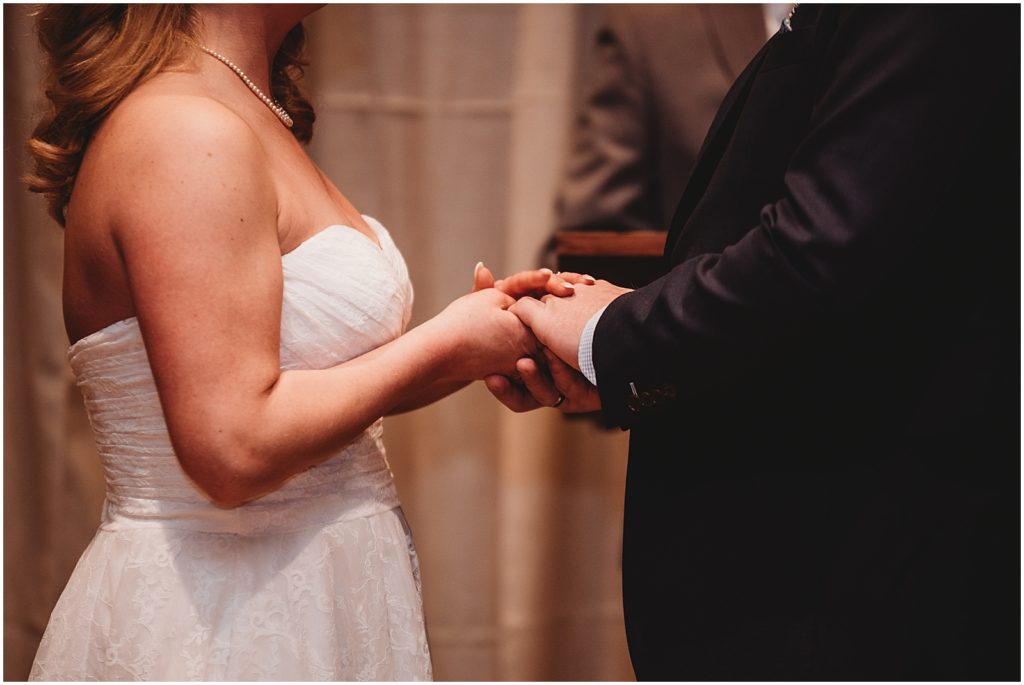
[31,217,433,681]
[67,218,412,534]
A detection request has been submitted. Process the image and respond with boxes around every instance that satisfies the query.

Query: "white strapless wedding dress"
[29,217,433,681]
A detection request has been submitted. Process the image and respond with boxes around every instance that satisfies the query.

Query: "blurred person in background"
[554,4,767,237]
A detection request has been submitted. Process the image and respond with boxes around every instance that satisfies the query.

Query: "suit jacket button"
[627,382,644,412]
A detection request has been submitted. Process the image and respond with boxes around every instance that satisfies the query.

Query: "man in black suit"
[488,5,1020,680]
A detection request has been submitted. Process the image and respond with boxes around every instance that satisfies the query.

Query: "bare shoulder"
[100,77,265,164]
[81,80,278,237]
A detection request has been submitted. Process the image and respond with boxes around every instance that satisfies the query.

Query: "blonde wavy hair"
[26,4,316,227]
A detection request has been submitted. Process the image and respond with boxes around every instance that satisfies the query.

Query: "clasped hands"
[467,263,631,414]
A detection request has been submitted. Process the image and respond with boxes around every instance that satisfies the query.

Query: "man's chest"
[666,5,839,262]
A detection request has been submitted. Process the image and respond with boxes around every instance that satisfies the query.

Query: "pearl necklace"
[199,46,294,129]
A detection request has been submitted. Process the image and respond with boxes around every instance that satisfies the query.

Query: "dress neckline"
[282,215,384,257]
[69,216,389,353]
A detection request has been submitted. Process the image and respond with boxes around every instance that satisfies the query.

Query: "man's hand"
[484,348,602,413]
[509,280,631,370]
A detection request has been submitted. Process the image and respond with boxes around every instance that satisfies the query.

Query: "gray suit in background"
[555,4,767,235]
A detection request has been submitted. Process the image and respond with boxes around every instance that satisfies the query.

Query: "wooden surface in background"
[555,230,666,257]
[555,231,667,288]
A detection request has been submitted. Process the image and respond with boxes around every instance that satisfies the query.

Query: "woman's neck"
[196,5,294,94]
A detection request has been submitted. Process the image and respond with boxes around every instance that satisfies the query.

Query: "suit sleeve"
[592,6,1017,428]
[554,7,657,234]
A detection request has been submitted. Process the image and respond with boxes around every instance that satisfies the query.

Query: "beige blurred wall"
[3,5,633,680]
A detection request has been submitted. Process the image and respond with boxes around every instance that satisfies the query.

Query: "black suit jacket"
[592,6,1020,680]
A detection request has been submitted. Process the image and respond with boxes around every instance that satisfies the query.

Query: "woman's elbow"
[175,439,274,509]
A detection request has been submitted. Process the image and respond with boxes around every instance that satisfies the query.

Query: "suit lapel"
[663,41,771,256]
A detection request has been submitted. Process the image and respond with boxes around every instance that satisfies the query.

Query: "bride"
[26,4,584,680]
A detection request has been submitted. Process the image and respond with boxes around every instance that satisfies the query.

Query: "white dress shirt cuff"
[578,305,608,386]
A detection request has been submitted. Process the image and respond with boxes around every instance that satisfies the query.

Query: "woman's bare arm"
[94,96,533,507]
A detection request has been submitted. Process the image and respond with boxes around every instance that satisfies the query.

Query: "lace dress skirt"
[29,440,434,681]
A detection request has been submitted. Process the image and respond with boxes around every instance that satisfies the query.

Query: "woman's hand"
[390,265,591,416]
[469,262,599,408]
[471,262,595,299]
[425,287,540,381]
